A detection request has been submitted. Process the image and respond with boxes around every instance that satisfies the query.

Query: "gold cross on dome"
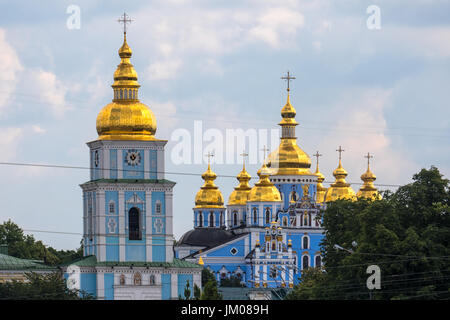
[336,146,345,161]
[240,150,249,165]
[205,151,215,165]
[313,151,322,166]
[364,152,373,166]
[281,71,296,92]
[260,145,269,160]
[118,12,133,34]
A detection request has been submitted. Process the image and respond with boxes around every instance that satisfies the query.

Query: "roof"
[177,228,237,247]
[0,253,56,271]
[60,255,201,269]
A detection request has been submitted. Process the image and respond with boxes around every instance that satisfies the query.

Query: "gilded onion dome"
[266,89,312,175]
[324,150,356,202]
[248,163,282,202]
[195,163,225,208]
[313,152,327,203]
[96,32,158,141]
[228,163,252,206]
[357,154,381,200]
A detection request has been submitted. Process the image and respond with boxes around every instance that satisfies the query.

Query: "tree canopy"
[0,220,82,266]
[286,166,450,300]
[0,272,93,300]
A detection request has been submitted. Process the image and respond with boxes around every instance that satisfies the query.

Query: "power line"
[1,90,449,139]
[0,161,403,187]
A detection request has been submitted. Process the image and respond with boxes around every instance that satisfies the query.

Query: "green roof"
[81,178,176,186]
[60,255,202,269]
[0,253,56,271]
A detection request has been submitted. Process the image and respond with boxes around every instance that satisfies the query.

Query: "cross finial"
[313,151,322,167]
[240,150,249,168]
[364,152,373,167]
[205,151,214,165]
[336,146,345,161]
[260,145,269,160]
[118,12,133,34]
[281,71,296,92]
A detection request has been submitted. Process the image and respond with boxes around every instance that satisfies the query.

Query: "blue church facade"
[61,26,201,300]
[175,89,327,289]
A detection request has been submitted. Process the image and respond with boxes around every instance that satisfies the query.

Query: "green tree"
[200,280,222,300]
[199,268,222,300]
[219,275,245,287]
[287,166,450,300]
[193,283,201,300]
[0,220,82,266]
[0,272,93,300]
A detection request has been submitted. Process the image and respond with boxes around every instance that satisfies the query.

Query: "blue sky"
[0,0,449,250]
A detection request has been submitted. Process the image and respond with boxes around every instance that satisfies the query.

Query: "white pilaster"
[96,272,105,300]
[145,191,152,262]
[117,150,123,179]
[144,149,150,179]
[157,149,164,180]
[98,190,106,262]
[103,147,110,179]
[171,273,178,299]
[119,190,125,261]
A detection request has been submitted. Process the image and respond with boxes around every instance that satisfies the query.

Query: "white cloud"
[0,127,23,161]
[0,28,23,115]
[24,69,70,118]
[315,88,418,189]
[147,58,183,81]
[134,3,306,81]
[31,125,46,134]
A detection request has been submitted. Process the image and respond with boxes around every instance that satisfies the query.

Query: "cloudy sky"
[0,0,449,250]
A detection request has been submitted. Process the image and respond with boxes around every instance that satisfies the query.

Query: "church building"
[61,16,202,300]
[175,74,381,288]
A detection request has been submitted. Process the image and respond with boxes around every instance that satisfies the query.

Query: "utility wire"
[0,161,403,187]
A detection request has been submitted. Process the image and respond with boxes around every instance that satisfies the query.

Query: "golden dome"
[313,152,327,204]
[325,155,356,202]
[195,163,225,208]
[228,163,252,206]
[266,92,312,175]
[96,33,158,141]
[248,163,282,202]
[357,154,381,200]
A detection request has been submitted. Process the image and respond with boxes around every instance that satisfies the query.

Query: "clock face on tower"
[125,149,141,166]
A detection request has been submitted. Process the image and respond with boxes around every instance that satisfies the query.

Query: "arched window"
[315,255,322,268]
[155,202,162,214]
[303,235,309,249]
[290,191,298,202]
[209,212,214,227]
[120,274,125,285]
[265,208,270,224]
[302,255,309,270]
[149,275,155,285]
[198,211,203,227]
[109,201,115,214]
[278,243,282,252]
[233,211,238,226]
[128,89,132,99]
[120,89,123,99]
[133,272,142,285]
[272,241,276,251]
[282,216,288,227]
[124,89,128,99]
[252,208,257,225]
[303,212,310,226]
[128,207,141,240]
